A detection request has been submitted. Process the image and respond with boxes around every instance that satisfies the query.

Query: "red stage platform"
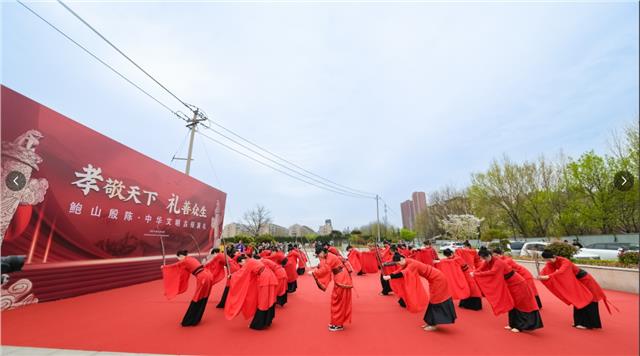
[1,272,638,355]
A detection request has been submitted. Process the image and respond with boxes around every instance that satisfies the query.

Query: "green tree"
[399,228,417,241]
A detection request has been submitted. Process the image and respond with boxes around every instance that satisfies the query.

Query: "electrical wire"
[198,129,223,187]
[56,0,193,112]
[197,131,374,199]
[201,125,375,199]
[206,121,378,197]
[56,0,377,198]
[16,0,182,118]
[24,0,380,200]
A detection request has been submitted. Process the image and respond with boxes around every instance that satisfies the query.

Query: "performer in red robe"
[225,255,278,330]
[455,241,483,271]
[438,249,482,310]
[285,245,303,293]
[294,244,308,275]
[310,245,353,331]
[417,240,439,266]
[360,248,380,274]
[212,246,241,308]
[383,253,456,331]
[346,245,365,275]
[436,250,471,301]
[492,248,542,308]
[378,244,394,296]
[384,245,407,308]
[261,257,289,306]
[162,250,214,326]
[539,250,610,329]
[473,247,543,333]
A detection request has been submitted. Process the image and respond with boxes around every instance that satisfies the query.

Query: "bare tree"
[243,205,272,237]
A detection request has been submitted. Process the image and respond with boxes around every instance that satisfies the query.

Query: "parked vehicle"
[508,241,525,256]
[579,243,640,260]
[439,242,465,252]
[520,242,549,257]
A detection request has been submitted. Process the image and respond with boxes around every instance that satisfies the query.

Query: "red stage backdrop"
[1,86,226,307]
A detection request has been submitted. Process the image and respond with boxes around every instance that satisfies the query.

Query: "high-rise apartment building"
[400,192,427,231]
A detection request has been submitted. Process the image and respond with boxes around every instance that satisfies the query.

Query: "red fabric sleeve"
[224,260,259,320]
[360,251,380,273]
[312,259,333,291]
[161,261,189,300]
[400,266,428,313]
[473,260,514,315]
[204,254,226,285]
[348,250,363,273]
[435,259,471,300]
[541,262,592,308]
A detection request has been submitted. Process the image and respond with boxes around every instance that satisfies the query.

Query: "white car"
[519,242,549,257]
[439,242,465,252]
[578,243,639,260]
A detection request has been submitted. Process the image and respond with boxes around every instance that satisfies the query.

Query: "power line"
[207,121,377,197]
[201,125,375,199]
[197,130,374,200]
[16,0,182,118]
[56,0,193,113]
[198,129,223,187]
[169,130,190,167]
[24,0,379,200]
[57,0,375,198]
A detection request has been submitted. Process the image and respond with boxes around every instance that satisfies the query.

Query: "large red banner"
[1,86,226,265]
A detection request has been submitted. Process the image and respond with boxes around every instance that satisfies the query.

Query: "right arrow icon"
[614,171,634,192]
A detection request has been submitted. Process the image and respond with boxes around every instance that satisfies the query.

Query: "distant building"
[400,192,427,231]
[318,219,333,235]
[412,191,427,218]
[222,223,248,238]
[259,223,289,236]
[401,200,415,231]
[288,224,316,237]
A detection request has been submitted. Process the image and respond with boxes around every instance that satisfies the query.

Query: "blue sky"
[2,1,638,231]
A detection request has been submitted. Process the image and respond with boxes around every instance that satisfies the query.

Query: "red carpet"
[2,273,638,356]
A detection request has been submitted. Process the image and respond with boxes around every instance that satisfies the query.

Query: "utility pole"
[184,109,199,176]
[174,108,208,176]
[383,203,388,238]
[376,195,381,245]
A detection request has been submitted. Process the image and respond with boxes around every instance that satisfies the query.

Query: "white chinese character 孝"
[175,219,181,227]
[104,179,126,199]
[144,191,158,206]
[124,211,134,221]
[156,216,163,225]
[166,217,172,225]
[181,200,192,215]
[90,206,102,217]
[108,209,119,220]
[69,202,83,215]
[166,193,181,214]
[145,214,152,223]
[72,164,104,196]
[123,186,142,204]
[199,205,207,218]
